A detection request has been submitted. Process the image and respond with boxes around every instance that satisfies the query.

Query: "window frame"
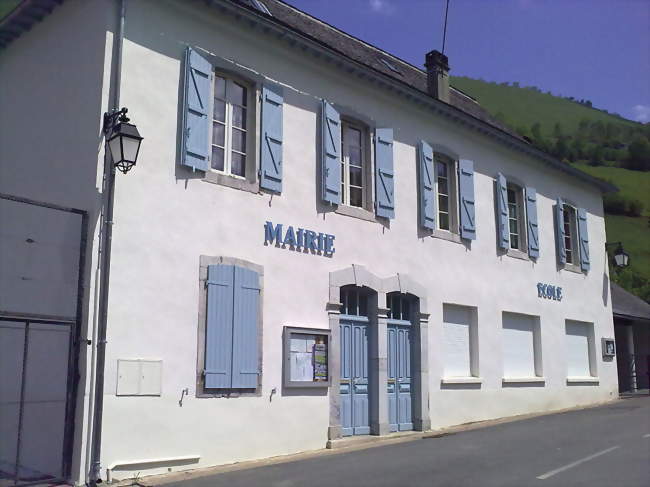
[506,183,527,252]
[339,118,372,211]
[196,256,264,398]
[562,202,580,266]
[441,304,480,381]
[433,152,459,235]
[204,68,260,193]
[501,312,544,383]
[565,320,597,380]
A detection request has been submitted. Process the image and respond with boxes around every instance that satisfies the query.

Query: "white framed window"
[507,184,527,251]
[340,120,369,208]
[211,73,251,178]
[442,304,478,378]
[434,152,458,233]
[502,312,542,379]
[562,203,579,265]
[565,320,596,378]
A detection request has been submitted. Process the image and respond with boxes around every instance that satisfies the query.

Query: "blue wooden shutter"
[260,84,283,193]
[321,100,341,205]
[418,141,435,230]
[577,208,590,271]
[525,187,539,259]
[181,47,211,171]
[496,173,509,249]
[205,265,234,388]
[458,159,476,240]
[231,266,261,389]
[375,128,395,219]
[555,198,567,265]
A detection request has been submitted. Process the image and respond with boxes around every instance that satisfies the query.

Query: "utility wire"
[442,0,450,54]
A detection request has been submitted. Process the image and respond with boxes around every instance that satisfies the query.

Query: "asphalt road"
[166,397,650,487]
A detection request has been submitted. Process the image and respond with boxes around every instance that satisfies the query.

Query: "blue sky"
[284,0,650,123]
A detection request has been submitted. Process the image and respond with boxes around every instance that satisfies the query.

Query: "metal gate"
[0,194,86,486]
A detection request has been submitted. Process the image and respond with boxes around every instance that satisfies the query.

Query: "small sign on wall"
[602,338,616,358]
[283,327,331,387]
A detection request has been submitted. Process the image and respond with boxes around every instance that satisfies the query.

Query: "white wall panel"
[566,320,592,377]
[443,304,472,377]
[502,313,537,378]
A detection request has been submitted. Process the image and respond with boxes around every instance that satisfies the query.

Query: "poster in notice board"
[284,327,331,387]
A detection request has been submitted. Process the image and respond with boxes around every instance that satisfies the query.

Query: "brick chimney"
[425,50,450,103]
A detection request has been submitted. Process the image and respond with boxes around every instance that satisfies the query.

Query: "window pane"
[232,129,247,153]
[348,291,358,316]
[359,293,368,317]
[232,106,247,129]
[211,147,224,171]
[349,166,362,187]
[507,188,516,204]
[348,147,362,166]
[508,203,518,219]
[402,299,410,321]
[346,126,362,147]
[510,235,519,250]
[438,195,449,212]
[231,152,246,177]
[437,161,448,178]
[214,76,226,99]
[231,82,247,107]
[212,122,225,146]
[213,99,226,122]
[438,178,448,195]
[439,213,450,230]
[350,187,363,207]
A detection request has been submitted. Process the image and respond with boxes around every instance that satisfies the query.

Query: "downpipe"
[89,0,125,484]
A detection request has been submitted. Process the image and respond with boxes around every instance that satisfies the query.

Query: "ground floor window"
[502,312,542,379]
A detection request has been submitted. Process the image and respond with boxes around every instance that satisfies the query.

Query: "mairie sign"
[537,282,563,301]
[264,221,335,256]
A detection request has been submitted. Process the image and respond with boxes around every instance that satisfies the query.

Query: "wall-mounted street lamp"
[103,107,143,173]
[606,241,630,268]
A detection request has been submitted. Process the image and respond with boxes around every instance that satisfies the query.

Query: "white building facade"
[0,0,619,484]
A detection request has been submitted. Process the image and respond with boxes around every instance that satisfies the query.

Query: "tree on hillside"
[571,138,585,160]
[553,122,564,139]
[624,136,650,171]
[531,122,542,141]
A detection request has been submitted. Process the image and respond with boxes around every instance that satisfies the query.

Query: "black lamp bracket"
[103,107,130,135]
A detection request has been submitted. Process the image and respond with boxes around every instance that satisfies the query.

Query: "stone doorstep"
[113,398,621,487]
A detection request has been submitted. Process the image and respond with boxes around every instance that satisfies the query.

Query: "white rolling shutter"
[566,320,592,377]
[502,313,536,378]
[443,305,472,377]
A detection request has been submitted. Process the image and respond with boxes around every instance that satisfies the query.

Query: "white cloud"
[369,0,394,14]
[632,104,650,123]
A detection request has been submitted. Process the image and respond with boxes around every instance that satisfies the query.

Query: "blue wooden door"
[340,320,370,436]
[388,322,413,431]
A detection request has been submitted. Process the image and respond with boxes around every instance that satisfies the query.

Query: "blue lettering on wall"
[537,282,563,301]
[264,221,335,256]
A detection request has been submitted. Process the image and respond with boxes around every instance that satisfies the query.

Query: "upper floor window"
[340,121,368,208]
[341,286,369,317]
[562,204,579,265]
[387,293,413,321]
[507,184,526,251]
[211,74,250,178]
[434,153,458,233]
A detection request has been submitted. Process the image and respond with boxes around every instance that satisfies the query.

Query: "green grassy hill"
[451,76,649,302]
[452,76,639,136]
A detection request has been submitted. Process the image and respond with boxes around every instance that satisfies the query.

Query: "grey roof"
[611,282,650,322]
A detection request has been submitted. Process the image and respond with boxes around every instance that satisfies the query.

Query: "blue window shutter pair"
[181,47,212,171]
[374,128,395,219]
[496,173,509,249]
[181,48,285,191]
[525,187,540,259]
[577,208,590,271]
[321,100,342,205]
[555,198,567,265]
[458,159,476,240]
[418,141,436,230]
[205,264,260,389]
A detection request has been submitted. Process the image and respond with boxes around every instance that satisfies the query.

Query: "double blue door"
[340,320,370,436]
[388,323,413,431]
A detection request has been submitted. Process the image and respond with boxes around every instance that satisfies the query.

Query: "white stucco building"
[0,0,620,485]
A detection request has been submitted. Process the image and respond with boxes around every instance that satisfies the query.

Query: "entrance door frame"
[0,193,88,484]
[327,265,430,441]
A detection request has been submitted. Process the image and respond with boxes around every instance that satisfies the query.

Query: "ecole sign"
[537,282,563,301]
[264,221,335,256]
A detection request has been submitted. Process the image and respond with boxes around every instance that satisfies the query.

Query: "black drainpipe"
[89,0,125,484]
